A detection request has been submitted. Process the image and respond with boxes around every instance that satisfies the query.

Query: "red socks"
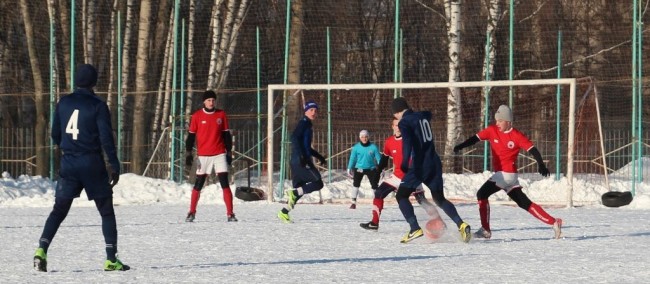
[527,203,556,225]
[371,198,384,224]
[478,199,491,231]
[190,188,235,217]
[223,187,234,216]
[189,189,201,214]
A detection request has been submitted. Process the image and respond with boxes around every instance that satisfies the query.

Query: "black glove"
[538,164,550,177]
[226,151,232,166]
[453,144,462,154]
[317,156,327,167]
[109,172,120,188]
[185,154,194,166]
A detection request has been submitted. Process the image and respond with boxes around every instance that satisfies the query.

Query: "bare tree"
[214,0,250,91]
[207,0,225,89]
[480,0,502,128]
[151,7,175,146]
[47,0,60,100]
[185,0,197,116]
[57,0,71,89]
[107,0,119,110]
[119,0,136,163]
[131,0,153,174]
[287,0,304,120]
[443,0,462,171]
[20,0,48,176]
[82,0,96,64]
[207,0,251,94]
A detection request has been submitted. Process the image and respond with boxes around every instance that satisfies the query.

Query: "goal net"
[266,79,581,207]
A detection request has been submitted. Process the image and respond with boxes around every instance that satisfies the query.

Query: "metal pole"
[117,11,123,162]
[508,0,514,106]
[393,0,400,97]
[483,32,492,171]
[70,0,75,91]
[49,5,55,179]
[636,0,644,185]
[555,30,562,180]
[278,0,292,198]
[631,0,638,194]
[327,27,332,184]
[180,18,186,182]
[256,26,262,181]
[170,0,180,181]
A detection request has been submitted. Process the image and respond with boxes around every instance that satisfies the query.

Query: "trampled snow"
[1,165,649,283]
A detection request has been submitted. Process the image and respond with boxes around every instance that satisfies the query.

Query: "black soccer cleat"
[360,222,379,231]
[227,214,238,222]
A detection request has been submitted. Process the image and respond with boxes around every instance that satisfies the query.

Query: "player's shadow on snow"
[571,231,650,241]
[150,254,461,270]
[477,225,570,242]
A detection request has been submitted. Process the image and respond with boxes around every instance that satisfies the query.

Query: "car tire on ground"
[601,191,633,207]
[235,187,266,201]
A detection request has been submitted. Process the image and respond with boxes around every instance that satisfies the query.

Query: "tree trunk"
[287,0,304,120]
[152,0,172,69]
[215,0,250,91]
[132,0,152,174]
[185,0,197,116]
[120,0,136,167]
[107,0,119,115]
[20,0,48,177]
[83,0,96,64]
[152,9,175,147]
[443,0,462,172]
[56,0,71,90]
[480,0,500,129]
[207,0,225,90]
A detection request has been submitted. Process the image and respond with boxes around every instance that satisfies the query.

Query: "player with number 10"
[391,97,472,243]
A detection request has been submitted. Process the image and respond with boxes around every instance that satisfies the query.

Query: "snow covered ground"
[1,165,650,283]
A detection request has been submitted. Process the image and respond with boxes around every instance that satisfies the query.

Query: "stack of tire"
[601,191,633,207]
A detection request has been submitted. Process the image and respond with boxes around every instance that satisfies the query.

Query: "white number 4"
[66,109,80,140]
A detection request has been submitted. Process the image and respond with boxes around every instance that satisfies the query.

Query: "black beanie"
[391,97,409,114]
[75,64,98,88]
[202,90,217,101]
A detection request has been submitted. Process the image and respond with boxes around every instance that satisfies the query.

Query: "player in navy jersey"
[184,90,236,222]
[453,105,562,239]
[360,118,437,231]
[391,97,471,243]
[34,64,129,272]
[277,100,327,223]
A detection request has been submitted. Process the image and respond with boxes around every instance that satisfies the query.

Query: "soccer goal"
[267,79,581,206]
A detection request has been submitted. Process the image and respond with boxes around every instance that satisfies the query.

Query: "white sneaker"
[553,218,563,239]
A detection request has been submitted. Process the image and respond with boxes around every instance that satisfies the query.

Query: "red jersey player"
[184,90,236,222]
[454,105,562,239]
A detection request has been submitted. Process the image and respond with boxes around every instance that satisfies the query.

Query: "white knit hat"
[494,105,513,121]
[359,130,369,137]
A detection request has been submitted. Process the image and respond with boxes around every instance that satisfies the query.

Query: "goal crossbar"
[267,78,578,206]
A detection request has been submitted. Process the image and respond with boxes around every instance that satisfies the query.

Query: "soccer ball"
[423,218,445,240]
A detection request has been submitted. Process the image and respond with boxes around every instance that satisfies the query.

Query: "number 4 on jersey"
[66,109,80,140]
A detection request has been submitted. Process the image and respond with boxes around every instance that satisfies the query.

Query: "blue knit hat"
[75,64,98,88]
[304,100,318,112]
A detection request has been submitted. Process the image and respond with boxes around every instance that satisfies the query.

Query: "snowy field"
[1,166,650,283]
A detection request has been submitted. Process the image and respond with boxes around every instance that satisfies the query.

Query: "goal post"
[267,79,578,206]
